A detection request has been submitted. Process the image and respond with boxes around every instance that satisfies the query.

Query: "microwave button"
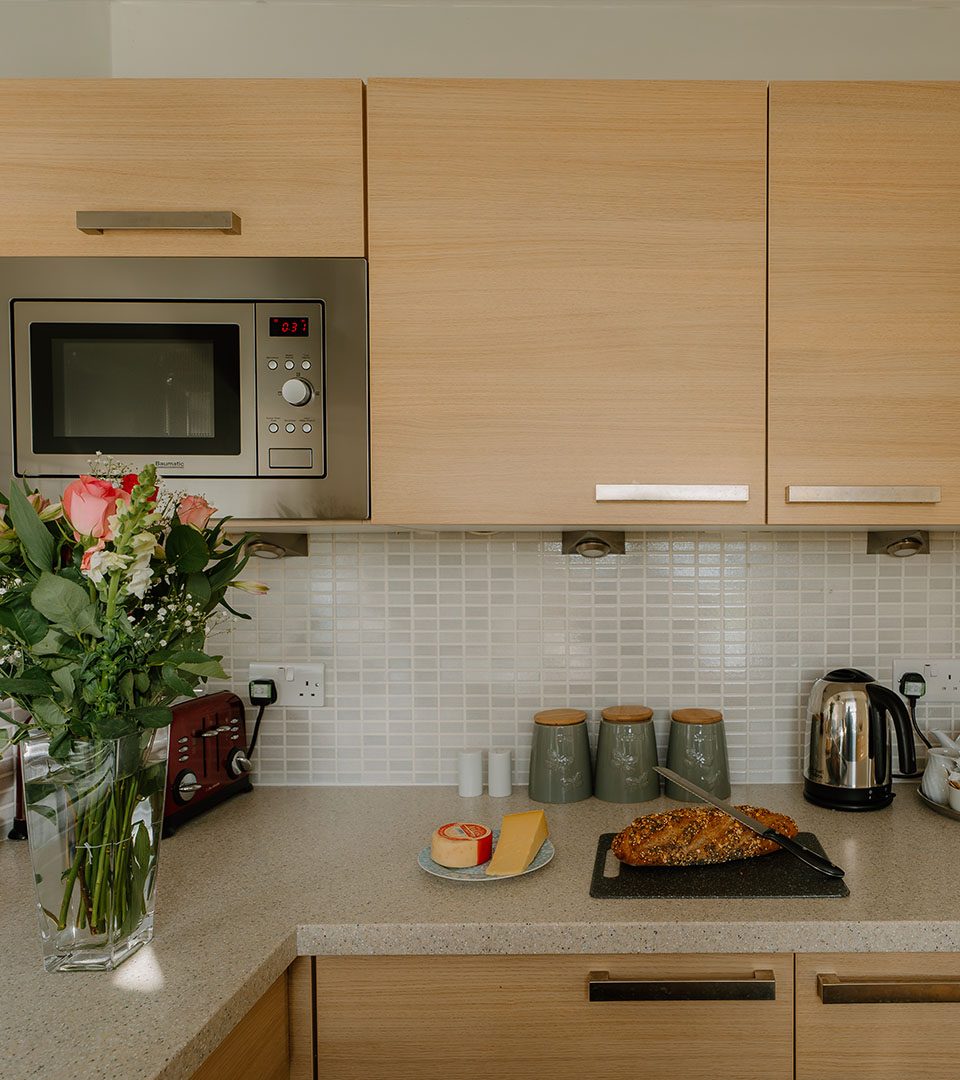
[268,423,280,433]
[267,360,279,370]
[285,423,296,433]
[302,423,313,434]
[302,360,312,370]
[284,360,296,370]
[269,447,313,469]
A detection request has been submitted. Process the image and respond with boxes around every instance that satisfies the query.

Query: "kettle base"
[803,778,895,811]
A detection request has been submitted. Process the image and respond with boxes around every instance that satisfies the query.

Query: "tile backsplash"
[3,529,960,834]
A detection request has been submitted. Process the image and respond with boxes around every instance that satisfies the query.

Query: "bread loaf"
[612,805,798,867]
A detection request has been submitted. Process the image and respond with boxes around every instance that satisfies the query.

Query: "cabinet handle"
[786,485,941,504]
[587,969,776,1002]
[818,972,960,1004]
[76,211,241,235]
[595,484,749,503]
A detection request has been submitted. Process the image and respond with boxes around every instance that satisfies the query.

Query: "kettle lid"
[824,667,875,683]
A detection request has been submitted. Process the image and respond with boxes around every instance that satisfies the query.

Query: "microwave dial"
[281,377,314,407]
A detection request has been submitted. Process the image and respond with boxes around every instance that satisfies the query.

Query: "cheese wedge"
[485,810,549,876]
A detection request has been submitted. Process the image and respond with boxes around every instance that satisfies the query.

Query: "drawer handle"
[76,211,241,235]
[595,484,749,503]
[587,969,776,1002]
[786,485,941,505]
[818,972,960,1004]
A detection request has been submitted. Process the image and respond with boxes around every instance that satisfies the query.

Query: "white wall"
[0,1,110,76]
[2,1,959,80]
[108,1,960,79]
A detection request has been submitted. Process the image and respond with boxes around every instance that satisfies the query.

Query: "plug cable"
[893,671,929,779]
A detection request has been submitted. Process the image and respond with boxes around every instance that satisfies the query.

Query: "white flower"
[125,531,156,599]
[81,547,130,585]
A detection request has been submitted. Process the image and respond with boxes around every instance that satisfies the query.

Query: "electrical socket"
[892,657,960,704]
[248,662,325,707]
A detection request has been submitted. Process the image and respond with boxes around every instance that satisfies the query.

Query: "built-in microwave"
[0,257,368,520]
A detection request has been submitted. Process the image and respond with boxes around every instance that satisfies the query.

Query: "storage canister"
[528,708,593,804]
[665,707,731,801]
[595,705,659,803]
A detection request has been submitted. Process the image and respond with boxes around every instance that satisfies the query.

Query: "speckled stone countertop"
[3,783,959,1080]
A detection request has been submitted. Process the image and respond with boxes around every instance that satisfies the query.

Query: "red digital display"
[269,317,309,337]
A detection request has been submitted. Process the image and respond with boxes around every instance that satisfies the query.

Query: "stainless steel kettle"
[803,668,917,811]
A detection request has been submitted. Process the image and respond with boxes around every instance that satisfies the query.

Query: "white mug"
[948,772,960,813]
[921,749,958,805]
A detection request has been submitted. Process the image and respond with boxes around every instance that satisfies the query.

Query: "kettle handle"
[866,683,918,778]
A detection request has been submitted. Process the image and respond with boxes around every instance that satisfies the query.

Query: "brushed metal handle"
[199,730,220,739]
[595,484,749,503]
[177,782,202,794]
[588,969,776,1002]
[76,211,241,234]
[818,972,960,1004]
[787,485,941,504]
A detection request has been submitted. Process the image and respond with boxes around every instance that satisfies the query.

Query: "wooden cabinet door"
[368,80,767,526]
[797,952,960,1080]
[190,972,288,1080]
[769,82,960,525]
[315,953,794,1079]
[0,79,364,256]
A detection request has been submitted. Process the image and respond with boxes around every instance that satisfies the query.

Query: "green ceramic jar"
[594,705,660,803]
[665,708,731,801]
[528,709,593,803]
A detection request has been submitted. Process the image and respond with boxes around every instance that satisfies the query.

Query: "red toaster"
[163,692,253,836]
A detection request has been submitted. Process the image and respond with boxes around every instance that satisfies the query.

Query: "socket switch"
[248,662,325,707]
[892,657,960,704]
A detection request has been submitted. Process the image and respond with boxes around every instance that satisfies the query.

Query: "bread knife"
[653,766,845,879]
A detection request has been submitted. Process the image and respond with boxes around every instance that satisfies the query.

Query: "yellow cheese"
[485,810,549,877]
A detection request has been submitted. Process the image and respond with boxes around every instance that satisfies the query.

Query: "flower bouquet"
[0,462,262,971]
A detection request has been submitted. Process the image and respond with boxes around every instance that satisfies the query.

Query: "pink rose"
[80,539,105,571]
[177,494,216,531]
[62,475,127,541]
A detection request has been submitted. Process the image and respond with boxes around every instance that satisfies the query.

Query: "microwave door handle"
[76,211,241,234]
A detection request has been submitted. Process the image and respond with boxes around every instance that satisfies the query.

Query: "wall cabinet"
[0,79,364,257]
[368,80,767,527]
[305,953,794,1079]
[768,81,960,525]
[796,952,960,1080]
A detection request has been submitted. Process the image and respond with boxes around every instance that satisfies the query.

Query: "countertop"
[3,782,960,1080]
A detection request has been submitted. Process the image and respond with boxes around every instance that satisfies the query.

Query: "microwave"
[0,257,368,520]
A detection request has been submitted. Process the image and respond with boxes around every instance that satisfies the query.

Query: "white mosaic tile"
[2,528,960,835]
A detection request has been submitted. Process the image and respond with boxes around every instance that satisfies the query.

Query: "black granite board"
[590,831,850,899]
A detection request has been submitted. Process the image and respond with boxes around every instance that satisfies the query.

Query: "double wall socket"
[892,658,960,703]
[248,662,325,707]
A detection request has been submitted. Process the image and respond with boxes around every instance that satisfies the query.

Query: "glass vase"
[21,728,168,973]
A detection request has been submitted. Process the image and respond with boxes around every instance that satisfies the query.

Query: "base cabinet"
[796,952,960,1080]
[309,953,794,1080]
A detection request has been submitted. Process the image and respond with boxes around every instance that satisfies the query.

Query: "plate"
[917,786,960,821]
[417,829,555,882]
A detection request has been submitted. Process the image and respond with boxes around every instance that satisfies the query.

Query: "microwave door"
[12,301,257,480]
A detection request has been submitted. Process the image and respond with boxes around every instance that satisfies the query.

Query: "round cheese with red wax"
[430,822,494,868]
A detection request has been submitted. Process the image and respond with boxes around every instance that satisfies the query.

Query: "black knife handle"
[762,829,845,878]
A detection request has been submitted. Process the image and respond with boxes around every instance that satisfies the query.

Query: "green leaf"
[0,599,49,646]
[165,525,210,573]
[48,729,72,761]
[137,760,167,800]
[0,672,57,697]
[31,699,70,729]
[30,573,102,639]
[161,664,197,698]
[119,670,134,707]
[92,713,133,739]
[185,572,212,606]
[31,628,66,656]
[134,671,150,694]
[50,665,75,702]
[129,705,172,729]
[8,484,54,573]
[167,649,227,680]
[0,728,9,752]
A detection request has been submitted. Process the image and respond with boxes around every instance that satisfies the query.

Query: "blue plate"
[417,828,555,882]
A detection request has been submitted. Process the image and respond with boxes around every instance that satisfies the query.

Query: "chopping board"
[590,831,849,899]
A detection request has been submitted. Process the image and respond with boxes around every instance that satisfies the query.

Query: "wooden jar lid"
[671,708,723,725]
[601,705,654,724]
[534,708,588,726]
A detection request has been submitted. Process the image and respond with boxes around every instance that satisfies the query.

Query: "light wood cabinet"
[310,953,794,1079]
[0,79,364,256]
[796,952,960,1080]
[190,971,288,1080]
[367,80,767,527]
[768,81,960,525]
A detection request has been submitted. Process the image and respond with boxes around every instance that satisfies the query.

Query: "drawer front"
[316,953,794,1080]
[797,952,960,1080]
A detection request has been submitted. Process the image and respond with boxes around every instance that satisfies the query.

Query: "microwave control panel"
[255,303,324,477]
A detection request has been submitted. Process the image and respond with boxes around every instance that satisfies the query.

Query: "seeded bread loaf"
[612,805,798,867]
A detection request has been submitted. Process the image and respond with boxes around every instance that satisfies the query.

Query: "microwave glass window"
[29,323,242,456]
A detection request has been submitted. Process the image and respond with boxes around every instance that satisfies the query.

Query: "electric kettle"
[803,668,917,811]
